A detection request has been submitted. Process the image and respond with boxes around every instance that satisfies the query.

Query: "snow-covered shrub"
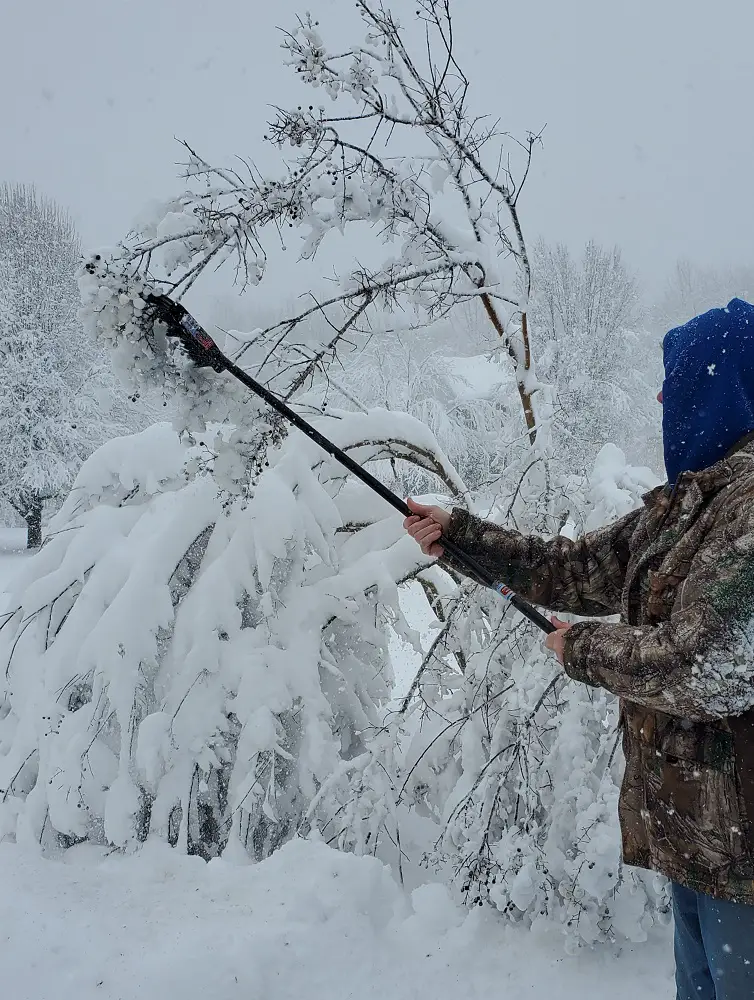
[0,405,466,862]
[396,444,667,949]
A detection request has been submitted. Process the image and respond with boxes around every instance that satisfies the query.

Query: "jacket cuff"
[438,508,478,582]
[446,506,470,544]
[562,621,601,686]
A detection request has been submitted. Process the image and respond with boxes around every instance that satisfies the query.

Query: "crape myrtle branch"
[398,591,470,714]
[97,0,542,443]
[339,437,469,497]
[309,430,470,502]
[121,136,334,298]
[276,0,542,436]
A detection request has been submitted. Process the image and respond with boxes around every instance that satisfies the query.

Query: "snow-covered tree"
[0,409,466,861]
[80,0,545,451]
[527,239,661,476]
[653,258,754,333]
[0,1,670,951]
[0,185,131,547]
[394,445,667,950]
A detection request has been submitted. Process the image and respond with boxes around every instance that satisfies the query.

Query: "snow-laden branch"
[78,0,546,446]
[0,398,467,862]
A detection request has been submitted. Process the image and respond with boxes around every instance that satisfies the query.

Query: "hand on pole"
[544,616,572,665]
[403,498,451,558]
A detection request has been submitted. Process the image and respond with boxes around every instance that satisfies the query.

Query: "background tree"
[0,184,135,547]
[652,258,754,333]
[528,238,662,477]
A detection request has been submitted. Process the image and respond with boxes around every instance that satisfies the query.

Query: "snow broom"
[145,293,555,635]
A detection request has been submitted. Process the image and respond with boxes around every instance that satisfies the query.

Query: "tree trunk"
[479,292,537,444]
[25,498,43,549]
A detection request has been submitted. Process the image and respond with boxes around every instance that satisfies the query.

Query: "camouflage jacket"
[446,436,754,902]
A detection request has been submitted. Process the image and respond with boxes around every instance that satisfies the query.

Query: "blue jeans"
[673,881,754,999]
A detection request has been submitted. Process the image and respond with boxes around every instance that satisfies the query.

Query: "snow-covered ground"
[0,837,673,1000]
[0,543,673,999]
[0,527,27,611]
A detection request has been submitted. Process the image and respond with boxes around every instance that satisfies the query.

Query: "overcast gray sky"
[2,0,753,307]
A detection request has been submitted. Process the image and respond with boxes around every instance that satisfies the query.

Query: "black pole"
[148,295,555,635]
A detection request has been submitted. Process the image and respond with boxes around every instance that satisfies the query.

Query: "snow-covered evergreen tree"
[0,184,131,547]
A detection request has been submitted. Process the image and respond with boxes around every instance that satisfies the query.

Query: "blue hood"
[663,297,754,485]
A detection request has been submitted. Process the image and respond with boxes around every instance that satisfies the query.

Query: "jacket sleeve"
[442,506,641,617]
[562,506,754,720]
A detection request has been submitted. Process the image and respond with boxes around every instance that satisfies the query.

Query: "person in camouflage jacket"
[405,298,754,1000]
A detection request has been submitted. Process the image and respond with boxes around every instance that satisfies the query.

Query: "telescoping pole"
[148,294,555,636]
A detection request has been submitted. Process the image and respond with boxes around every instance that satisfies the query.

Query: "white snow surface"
[0,836,673,1000]
[0,527,28,611]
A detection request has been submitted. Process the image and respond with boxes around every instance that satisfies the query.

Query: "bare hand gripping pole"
[147,294,555,635]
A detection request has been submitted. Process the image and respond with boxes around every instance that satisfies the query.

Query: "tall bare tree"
[86,0,544,445]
